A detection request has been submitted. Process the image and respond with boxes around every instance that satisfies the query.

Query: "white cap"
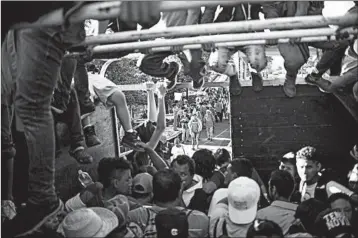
[228,177,260,224]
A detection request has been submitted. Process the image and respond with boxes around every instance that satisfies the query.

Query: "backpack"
[191,119,200,133]
[141,207,194,238]
[213,218,230,238]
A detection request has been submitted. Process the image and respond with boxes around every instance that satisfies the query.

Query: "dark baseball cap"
[155,208,189,238]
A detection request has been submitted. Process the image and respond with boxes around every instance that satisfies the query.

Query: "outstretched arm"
[147,82,167,149]
[146,81,157,122]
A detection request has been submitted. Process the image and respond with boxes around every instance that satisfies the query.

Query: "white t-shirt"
[300,181,317,202]
[171,145,186,161]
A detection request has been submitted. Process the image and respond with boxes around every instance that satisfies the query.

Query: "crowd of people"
[1,1,358,238]
[171,89,230,151]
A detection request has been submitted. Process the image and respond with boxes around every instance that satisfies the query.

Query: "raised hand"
[157,81,168,97]
[145,80,156,91]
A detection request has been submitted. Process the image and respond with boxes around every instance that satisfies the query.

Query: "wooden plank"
[231,85,358,176]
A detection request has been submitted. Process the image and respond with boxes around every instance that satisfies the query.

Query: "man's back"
[256,201,298,235]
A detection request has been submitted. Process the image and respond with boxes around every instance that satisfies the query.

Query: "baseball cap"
[133,173,153,194]
[227,177,260,224]
[155,208,189,238]
[280,151,296,164]
[314,209,352,237]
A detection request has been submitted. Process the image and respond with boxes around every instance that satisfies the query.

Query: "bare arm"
[144,146,168,170]
[147,83,166,150]
[146,82,157,122]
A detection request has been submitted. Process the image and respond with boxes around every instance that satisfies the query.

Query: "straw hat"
[58,207,118,238]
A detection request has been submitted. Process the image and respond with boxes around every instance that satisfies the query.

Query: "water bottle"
[78,170,94,188]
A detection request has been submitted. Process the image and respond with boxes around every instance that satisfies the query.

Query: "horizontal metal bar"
[82,13,358,45]
[76,27,357,55]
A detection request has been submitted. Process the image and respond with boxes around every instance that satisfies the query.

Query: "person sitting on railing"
[301,2,355,90]
[262,1,311,98]
[201,3,268,95]
[138,8,208,91]
[306,37,358,96]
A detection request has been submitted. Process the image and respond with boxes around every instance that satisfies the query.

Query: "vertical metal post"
[111,107,121,157]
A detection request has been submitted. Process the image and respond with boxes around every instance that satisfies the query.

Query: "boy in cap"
[314,209,353,238]
[132,173,153,206]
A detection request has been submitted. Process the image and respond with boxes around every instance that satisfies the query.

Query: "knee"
[284,58,305,74]
[109,90,126,105]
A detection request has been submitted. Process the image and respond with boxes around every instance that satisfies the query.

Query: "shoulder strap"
[186,209,194,218]
[222,219,228,236]
[213,218,221,238]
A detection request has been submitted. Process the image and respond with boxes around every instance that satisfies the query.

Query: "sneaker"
[165,62,180,91]
[305,74,332,93]
[2,199,64,238]
[229,75,242,96]
[251,72,264,92]
[283,78,296,98]
[84,125,102,148]
[121,131,145,152]
[69,146,93,164]
[192,76,205,90]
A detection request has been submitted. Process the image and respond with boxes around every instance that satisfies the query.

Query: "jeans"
[139,50,205,81]
[1,23,85,206]
[53,88,85,151]
[53,56,92,116]
[310,41,349,76]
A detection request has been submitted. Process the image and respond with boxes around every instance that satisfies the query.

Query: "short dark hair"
[230,158,253,178]
[247,219,283,238]
[214,148,231,166]
[171,155,195,176]
[153,169,182,203]
[269,170,295,199]
[328,193,353,207]
[192,149,216,180]
[97,157,132,188]
[296,146,322,163]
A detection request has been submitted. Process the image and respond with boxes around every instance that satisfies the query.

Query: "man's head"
[133,151,151,175]
[296,146,322,184]
[132,173,153,204]
[192,149,216,180]
[214,148,231,169]
[228,177,260,224]
[245,45,267,72]
[160,135,167,144]
[153,169,182,205]
[171,155,195,190]
[328,193,353,221]
[98,157,133,196]
[279,151,297,179]
[174,138,180,146]
[224,158,253,186]
[268,170,295,201]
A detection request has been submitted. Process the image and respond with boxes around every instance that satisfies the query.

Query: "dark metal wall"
[231,85,358,181]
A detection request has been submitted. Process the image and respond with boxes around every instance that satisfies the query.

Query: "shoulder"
[128,206,148,222]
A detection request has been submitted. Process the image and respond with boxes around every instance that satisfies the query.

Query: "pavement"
[178,118,232,157]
